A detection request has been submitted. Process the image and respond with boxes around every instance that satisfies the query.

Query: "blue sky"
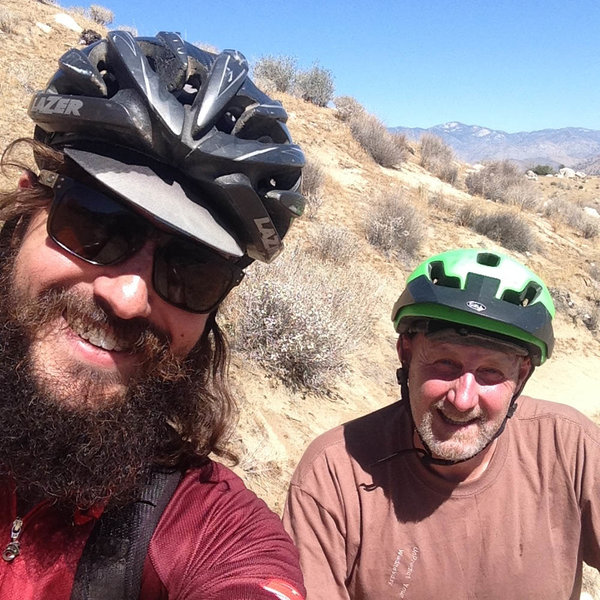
[61,0,600,133]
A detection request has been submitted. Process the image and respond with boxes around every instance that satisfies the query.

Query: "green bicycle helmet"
[392,249,555,366]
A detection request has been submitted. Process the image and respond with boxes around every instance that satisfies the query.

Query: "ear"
[396,334,413,364]
[18,171,35,189]
[517,356,533,388]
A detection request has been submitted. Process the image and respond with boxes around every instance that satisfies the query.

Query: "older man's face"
[400,333,531,462]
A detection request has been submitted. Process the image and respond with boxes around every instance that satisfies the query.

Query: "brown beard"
[0,249,218,510]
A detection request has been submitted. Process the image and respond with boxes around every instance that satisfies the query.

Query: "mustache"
[9,287,191,383]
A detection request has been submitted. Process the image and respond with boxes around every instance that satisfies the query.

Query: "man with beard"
[283,249,600,599]
[0,31,306,599]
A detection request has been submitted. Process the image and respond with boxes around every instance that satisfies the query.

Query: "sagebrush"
[301,158,325,218]
[544,197,599,239]
[88,4,114,25]
[349,112,407,168]
[308,224,359,265]
[472,210,536,252]
[419,134,458,184]
[366,193,426,258]
[466,160,538,209]
[253,55,297,93]
[334,96,364,122]
[223,248,376,391]
[294,64,335,107]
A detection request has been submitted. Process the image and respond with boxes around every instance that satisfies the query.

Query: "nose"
[446,371,479,412]
[92,244,153,320]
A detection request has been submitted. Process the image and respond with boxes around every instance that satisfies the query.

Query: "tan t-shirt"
[283,397,600,600]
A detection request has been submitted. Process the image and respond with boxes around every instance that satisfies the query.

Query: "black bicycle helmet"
[392,248,555,365]
[28,31,305,264]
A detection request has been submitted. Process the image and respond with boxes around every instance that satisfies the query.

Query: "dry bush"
[193,41,219,54]
[544,198,599,238]
[0,8,17,33]
[333,96,365,122]
[472,210,537,253]
[88,4,114,25]
[309,224,359,265]
[419,134,458,184]
[223,248,377,391]
[116,25,138,37]
[366,193,426,258]
[253,55,297,93]
[301,158,325,219]
[294,64,335,107]
[349,112,407,168]
[466,160,537,209]
[428,191,454,213]
[455,203,478,227]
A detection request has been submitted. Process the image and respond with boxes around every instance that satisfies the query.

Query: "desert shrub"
[88,4,114,26]
[455,204,477,227]
[116,25,138,37]
[333,96,364,122]
[0,8,17,33]
[224,248,376,391]
[366,193,425,258]
[253,55,297,93]
[466,160,537,210]
[531,164,554,176]
[428,191,453,213]
[301,158,325,218]
[472,210,536,252]
[544,198,599,238]
[193,41,219,54]
[419,134,458,184]
[309,224,358,265]
[349,112,406,168]
[294,64,334,107]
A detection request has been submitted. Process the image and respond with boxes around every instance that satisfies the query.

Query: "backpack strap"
[70,468,182,600]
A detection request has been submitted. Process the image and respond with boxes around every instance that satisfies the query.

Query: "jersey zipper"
[2,517,23,562]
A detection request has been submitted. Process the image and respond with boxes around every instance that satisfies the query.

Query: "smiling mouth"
[66,314,133,353]
[438,410,479,426]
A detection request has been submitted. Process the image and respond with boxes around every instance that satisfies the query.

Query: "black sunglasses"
[39,170,244,313]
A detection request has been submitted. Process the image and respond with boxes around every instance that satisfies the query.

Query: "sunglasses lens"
[154,240,241,313]
[48,182,148,265]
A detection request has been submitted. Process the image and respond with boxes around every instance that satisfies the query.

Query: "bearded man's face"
[0,206,212,508]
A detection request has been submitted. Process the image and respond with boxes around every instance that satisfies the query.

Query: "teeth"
[69,317,130,352]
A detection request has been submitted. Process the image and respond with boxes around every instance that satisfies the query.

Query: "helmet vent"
[476,252,501,267]
[501,282,541,307]
[429,261,461,288]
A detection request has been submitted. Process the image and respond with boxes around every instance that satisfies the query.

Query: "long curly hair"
[0,138,239,468]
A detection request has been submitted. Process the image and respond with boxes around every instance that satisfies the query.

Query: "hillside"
[1,0,599,571]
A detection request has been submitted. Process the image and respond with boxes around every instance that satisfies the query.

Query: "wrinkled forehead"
[425,328,529,358]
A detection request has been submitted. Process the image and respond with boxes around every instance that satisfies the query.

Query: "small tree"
[294,64,334,107]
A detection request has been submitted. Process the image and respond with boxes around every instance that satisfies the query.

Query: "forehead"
[416,332,523,365]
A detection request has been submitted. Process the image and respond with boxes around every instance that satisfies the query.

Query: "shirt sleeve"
[283,484,352,600]
[143,464,306,600]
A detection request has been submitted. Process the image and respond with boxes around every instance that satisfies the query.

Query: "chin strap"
[383,362,535,468]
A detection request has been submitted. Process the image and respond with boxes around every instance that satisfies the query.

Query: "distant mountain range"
[390,122,600,173]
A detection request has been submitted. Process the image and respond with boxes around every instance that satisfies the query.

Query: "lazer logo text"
[30,97,83,116]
